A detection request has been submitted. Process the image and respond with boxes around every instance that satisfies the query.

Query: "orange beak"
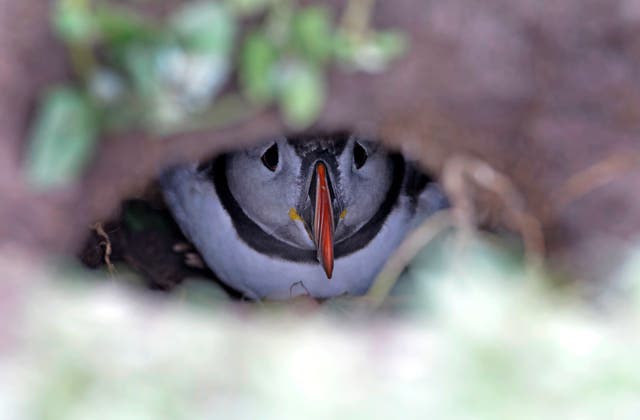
[313,163,334,279]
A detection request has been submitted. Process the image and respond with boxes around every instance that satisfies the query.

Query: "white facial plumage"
[225,137,392,250]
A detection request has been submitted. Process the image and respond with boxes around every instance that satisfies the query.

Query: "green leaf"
[53,0,97,44]
[120,44,168,129]
[169,1,235,54]
[292,6,333,63]
[94,4,158,46]
[374,31,408,61]
[225,0,272,17]
[240,31,278,104]
[123,43,159,100]
[123,200,173,233]
[334,30,408,73]
[278,62,325,129]
[25,87,99,189]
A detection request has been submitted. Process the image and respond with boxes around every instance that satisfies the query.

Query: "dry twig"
[366,155,547,309]
[91,222,116,275]
[443,155,545,266]
[366,210,454,308]
[552,151,640,212]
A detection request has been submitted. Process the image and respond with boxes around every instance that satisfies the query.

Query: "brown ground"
[2,0,640,286]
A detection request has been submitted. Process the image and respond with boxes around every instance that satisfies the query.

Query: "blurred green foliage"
[26,0,406,189]
[2,235,639,419]
[278,62,325,129]
[25,87,99,188]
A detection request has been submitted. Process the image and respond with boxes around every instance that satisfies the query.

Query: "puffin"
[161,134,448,299]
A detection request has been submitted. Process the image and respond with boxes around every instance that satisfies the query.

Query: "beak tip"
[313,162,335,282]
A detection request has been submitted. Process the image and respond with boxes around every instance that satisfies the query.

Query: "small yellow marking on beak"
[289,208,303,222]
[340,209,347,220]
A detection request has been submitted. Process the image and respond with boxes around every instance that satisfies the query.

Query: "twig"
[552,150,640,212]
[365,210,454,308]
[156,94,261,137]
[339,0,375,40]
[443,155,545,267]
[69,44,97,83]
[362,155,548,309]
[289,280,311,298]
[91,222,116,275]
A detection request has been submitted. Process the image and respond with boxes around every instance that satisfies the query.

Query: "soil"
[2,0,640,286]
[79,196,244,296]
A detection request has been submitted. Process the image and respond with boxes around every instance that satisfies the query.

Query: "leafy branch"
[26,0,407,189]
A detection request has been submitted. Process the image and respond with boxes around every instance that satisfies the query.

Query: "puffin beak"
[313,162,334,279]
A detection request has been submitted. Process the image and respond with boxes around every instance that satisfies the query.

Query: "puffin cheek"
[297,223,316,248]
[334,222,352,241]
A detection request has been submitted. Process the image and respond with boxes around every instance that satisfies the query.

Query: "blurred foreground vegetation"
[2,232,640,419]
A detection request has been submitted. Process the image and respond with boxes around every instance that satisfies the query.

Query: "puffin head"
[224,135,395,279]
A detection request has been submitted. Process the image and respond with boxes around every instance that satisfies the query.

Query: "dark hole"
[354,141,368,169]
[261,142,279,171]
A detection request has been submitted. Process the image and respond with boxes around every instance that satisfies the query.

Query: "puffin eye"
[261,143,279,171]
[353,141,368,169]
